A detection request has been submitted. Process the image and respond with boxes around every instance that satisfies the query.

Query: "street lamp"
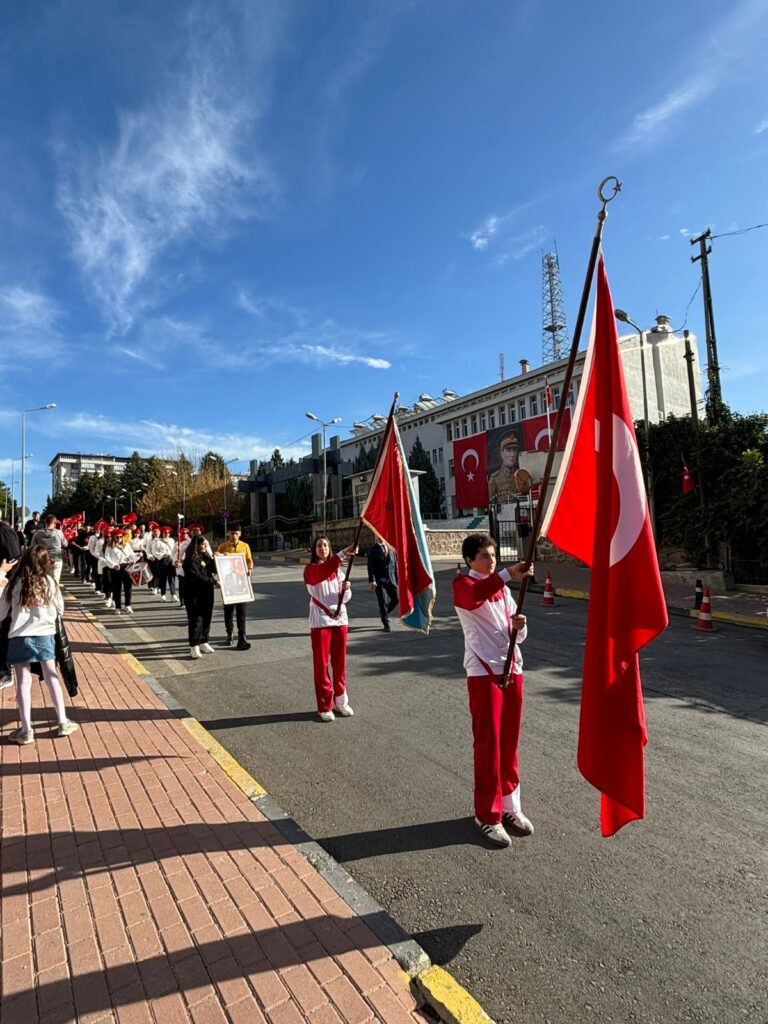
[222,458,241,519]
[21,403,55,530]
[104,494,119,520]
[169,471,188,520]
[7,454,33,527]
[120,481,149,514]
[614,310,655,537]
[305,412,342,536]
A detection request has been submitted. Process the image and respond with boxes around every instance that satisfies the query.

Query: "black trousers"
[101,566,112,597]
[186,586,214,646]
[373,577,398,626]
[178,575,186,607]
[110,567,133,609]
[224,602,247,640]
[157,557,176,596]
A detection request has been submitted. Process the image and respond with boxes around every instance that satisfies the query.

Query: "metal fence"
[732,559,768,585]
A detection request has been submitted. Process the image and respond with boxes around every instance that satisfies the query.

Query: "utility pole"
[690,229,723,421]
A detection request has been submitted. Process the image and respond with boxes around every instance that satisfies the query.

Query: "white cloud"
[56,8,280,333]
[116,347,164,370]
[467,201,547,265]
[0,285,64,370]
[55,413,307,464]
[298,345,390,369]
[753,118,768,134]
[619,0,768,149]
[470,215,500,251]
[659,234,670,241]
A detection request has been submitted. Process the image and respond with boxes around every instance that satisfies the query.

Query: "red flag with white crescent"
[452,435,488,508]
[682,459,695,495]
[542,254,668,836]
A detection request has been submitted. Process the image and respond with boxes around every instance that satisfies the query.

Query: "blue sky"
[1,0,767,513]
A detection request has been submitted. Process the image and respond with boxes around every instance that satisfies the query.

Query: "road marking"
[120,652,148,676]
[126,625,188,674]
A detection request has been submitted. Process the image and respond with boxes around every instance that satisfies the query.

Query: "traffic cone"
[695,586,714,631]
[541,570,556,607]
[694,578,703,610]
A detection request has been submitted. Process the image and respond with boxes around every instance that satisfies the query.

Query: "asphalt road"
[72,563,768,1024]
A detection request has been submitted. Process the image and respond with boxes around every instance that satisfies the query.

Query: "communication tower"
[541,250,569,364]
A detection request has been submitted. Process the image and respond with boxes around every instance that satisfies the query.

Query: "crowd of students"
[2,510,536,847]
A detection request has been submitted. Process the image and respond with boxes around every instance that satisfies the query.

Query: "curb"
[66,586,490,1024]
[552,586,768,631]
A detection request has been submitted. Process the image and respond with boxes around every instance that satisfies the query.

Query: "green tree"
[200,451,228,478]
[353,442,380,472]
[283,475,313,518]
[271,448,284,468]
[407,436,443,516]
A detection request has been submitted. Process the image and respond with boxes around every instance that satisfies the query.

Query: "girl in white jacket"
[302,536,356,722]
[0,546,78,744]
[102,530,135,614]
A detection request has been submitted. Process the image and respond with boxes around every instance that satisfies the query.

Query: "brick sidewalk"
[0,605,429,1024]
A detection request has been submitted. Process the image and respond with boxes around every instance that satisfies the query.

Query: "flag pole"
[499,176,622,687]
[332,392,400,618]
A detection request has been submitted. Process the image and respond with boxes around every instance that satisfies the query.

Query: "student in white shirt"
[0,546,78,744]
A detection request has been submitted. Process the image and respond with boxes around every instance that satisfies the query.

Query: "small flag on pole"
[361,414,436,633]
[682,459,695,495]
[545,378,554,408]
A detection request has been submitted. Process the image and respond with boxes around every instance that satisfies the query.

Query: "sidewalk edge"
[68,590,492,1023]
[552,587,767,630]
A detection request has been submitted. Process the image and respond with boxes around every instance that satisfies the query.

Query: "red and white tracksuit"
[453,568,528,825]
[303,554,352,714]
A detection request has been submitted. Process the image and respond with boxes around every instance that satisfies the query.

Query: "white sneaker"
[473,817,512,847]
[318,711,335,722]
[154,588,160,595]
[190,646,202,659]
[125,607,133,615]
[160,595,168,602]
[105,598,113,608]
[335,702,354,717]
[502,810,535,836]
[172,595,180,603]
[115,608,122,615]
[199,643,215,654]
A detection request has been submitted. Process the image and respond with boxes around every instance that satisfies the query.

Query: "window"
[480,412,486,430]
[461,417,468,437]
[509,403,517,423]
[432,449,437,463]
[552,385,561,409]
[489,409,496,429]
[439,447,444,464]
[567,384,576,407]
[530,393,539,417]
[448,459,455,478]
[498,405,506,426]
[470,414,478,433]
[446,422,453,441]
[518,398,526,420]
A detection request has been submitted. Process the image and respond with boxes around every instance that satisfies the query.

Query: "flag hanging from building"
[682,459,695,495]
[545,378,554,408]
[361,415,436,633]
[452,434,489,508]
[541,254,668,836]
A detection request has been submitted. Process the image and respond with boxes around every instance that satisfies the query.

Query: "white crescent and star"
[533,427,553,452]
[461,448,480,481]
[596,414,647,567]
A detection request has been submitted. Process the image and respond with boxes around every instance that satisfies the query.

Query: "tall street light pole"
[9,454,32,528]
[169,472,187,520]
[21,403,55,529]
[305,412,342,537]
[223,459,241,519]
[614,310,655,538]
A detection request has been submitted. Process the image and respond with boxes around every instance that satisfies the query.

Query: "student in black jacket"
[367,539,398,631]
[182,536,218,660]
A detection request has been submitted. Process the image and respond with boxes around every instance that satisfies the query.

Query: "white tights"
[14,660,69,734]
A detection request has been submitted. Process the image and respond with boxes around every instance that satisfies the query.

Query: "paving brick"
[188,994,229,1024]
[35,927,68,968]
[308,1003,345,1024]
[226,995,268,1024]
[266,999,308,1024]
[206,953,252,1007]
[247,964,291,1011]
[1,912,32,959]
[172,952,217,1007]
[281,963,329,1015]
[325,975,374,1024]
[367,983,423,1024]
[337,949,385,997]
[374,960,421,1011]
[142,989,189,1024]
[113,981,155,1024]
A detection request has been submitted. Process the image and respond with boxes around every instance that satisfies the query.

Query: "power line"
[710,221,768,240]
[674,274,703,332]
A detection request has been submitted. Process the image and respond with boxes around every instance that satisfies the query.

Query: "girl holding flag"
[303,537,357,722]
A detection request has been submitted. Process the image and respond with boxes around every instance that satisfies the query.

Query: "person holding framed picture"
[216,524,253,650]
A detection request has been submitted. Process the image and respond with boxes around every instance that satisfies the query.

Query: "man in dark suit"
[367,539,398,632]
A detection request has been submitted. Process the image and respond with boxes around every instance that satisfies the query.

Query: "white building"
[339,320,702,517]
[49,452,131,497]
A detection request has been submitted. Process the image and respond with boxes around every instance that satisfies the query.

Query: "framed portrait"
[214,553,255,605]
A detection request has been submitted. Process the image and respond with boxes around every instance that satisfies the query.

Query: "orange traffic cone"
[541,570,556,607]
[695,586,714,631]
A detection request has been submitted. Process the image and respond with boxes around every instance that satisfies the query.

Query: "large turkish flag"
[522,408,572,452]
[453,435,488,508]
[542,255,668,836]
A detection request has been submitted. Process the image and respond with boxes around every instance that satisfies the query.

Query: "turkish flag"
[682,459,695,495]
[542,255,668,836]
[522,408,572,452]
[453,435,488,508]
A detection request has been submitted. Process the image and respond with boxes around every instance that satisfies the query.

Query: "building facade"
[49,453,132,497]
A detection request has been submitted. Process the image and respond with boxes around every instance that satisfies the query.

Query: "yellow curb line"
[554,587,589,600]
[271,555,286,562]
[415,966,493,1024]
[687,608,767,629]
[178,716,267,800]
[120,652,149,676]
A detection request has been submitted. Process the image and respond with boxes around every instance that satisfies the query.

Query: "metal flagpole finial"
[597,176,622,222]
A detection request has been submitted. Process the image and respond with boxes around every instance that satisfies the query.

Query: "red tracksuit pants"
[467,673,524,825]
[310,626,348,713]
